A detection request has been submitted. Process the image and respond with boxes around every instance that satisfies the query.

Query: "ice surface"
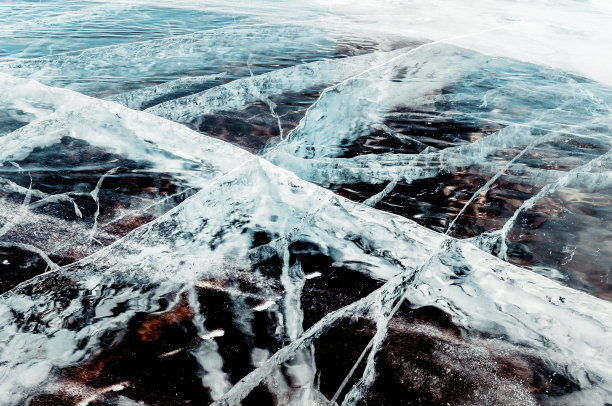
[0,73,250,291]
[2,152,610,404]
[0,23,341,96]
[1,1,612,405]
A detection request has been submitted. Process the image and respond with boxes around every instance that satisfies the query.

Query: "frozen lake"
[0,1,611,405]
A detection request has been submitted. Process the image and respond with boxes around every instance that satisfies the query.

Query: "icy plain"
[0,1,611,405]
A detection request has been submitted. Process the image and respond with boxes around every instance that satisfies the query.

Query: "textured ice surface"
[1,1,611,405]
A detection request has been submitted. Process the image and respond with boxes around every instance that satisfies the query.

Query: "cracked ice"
[0,1,611,405]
